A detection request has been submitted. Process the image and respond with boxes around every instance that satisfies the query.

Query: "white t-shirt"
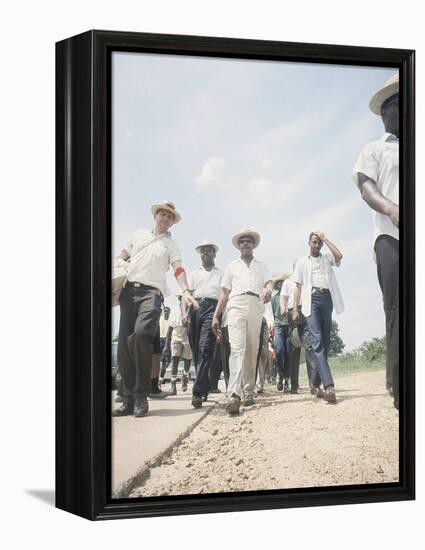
[280,278,301,309]
[221,258,272,300]
[353,132,399,249]
[292,253,344,318]
[189,266,223,300]
[124,229,181,296]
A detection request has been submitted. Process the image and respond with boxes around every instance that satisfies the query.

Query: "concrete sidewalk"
[111,383,225,497]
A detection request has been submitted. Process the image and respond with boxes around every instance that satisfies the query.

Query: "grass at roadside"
[329,353,385,374]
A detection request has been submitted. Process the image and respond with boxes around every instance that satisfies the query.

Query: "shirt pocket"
[251,265,264,290]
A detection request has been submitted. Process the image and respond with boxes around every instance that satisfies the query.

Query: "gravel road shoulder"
[131,369,398,497]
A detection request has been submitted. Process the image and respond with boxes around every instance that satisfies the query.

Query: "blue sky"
[112,52,397,351]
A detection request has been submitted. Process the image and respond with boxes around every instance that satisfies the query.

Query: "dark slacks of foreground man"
[375,235,399,408]
[118,284,162,400]
[189,298,217,398]
[305,289,334,388]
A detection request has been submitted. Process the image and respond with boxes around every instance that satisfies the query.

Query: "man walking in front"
[113,201,198,417]
[292,232,344,404]
[186,239,222,408]
[353,73,399,410]
[212,230,273,415]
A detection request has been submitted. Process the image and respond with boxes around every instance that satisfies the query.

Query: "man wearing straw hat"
[212,230,273,415]
[185,239,223,408]
[353,73,400,410]
[113,201,198,417]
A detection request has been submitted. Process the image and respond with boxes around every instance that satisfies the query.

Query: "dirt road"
[130,369,398,497]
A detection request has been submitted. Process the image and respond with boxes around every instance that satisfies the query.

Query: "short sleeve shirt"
[353,133,399,247]
[125,229,181,296]
[189,266,223,300]
[221,258,272,300]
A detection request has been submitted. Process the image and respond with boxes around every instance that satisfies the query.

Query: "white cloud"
[195,157,225,190]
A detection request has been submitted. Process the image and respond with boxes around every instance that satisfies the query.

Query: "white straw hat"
[232,229,261,249]
[195,238,219,254]
[369,73,399,115]
[150,200,182,223]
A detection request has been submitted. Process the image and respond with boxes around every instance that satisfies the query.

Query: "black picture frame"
[56,29,415,521]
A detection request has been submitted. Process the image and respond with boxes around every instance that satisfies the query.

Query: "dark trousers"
[288,310,314,389]
[209,342,222,389]
[274,325,290,380]
[188,299,217,397]
[375,235,399,408]
[219,326,231,388]
[305,290,334,388]
[117,284,162,400]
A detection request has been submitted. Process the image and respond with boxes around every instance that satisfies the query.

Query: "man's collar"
[382,132,399,143]
[151,229,171,238]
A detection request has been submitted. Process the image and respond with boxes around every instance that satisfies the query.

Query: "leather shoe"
[209,388,222,394]
[311,386,325,399]
[134,397,149,417]
[149,390,171,399]
[324,386,336,404]
[243,395,255,407]
[192,395,203,408]
[226,395,240,415]
[277,378,283,391]
[112,402,134,417]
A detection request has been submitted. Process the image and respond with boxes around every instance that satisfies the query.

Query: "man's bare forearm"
[322,236,343,262]
[358,174,398,220]
[293,284,301,309]
[214,288,230,319]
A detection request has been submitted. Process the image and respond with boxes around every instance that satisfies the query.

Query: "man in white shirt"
[212,230,273,415]
[113,201,198,418]
[292,232,344,404]
[353,73,399,410]
[185,239,223,408]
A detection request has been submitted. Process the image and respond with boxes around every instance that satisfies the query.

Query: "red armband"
[174,267,185,278]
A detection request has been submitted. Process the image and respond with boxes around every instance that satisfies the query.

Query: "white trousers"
[226,295,264,398]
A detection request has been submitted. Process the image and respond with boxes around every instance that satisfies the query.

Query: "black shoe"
[277,378,283,391]
[149,390,171,399]
[192,395,203,408]
[112,402,134,417]
[134,397,149,417]
[283,380,290,394]
[290,388,298,394]
[182,374,188,392]
[210,388,222,394]
[311,386,325,399]
[226,395,241,415]
[324,386,336,404]
[243,395,255,407]
[202,394,208,402]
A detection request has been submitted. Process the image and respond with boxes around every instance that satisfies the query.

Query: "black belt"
[126,281,159,292]
[194,297,218,305]
[240,291,260,298]
[312,287,330,294]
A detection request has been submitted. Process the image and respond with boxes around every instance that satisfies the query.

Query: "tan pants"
[171,326,192,360]
[226,294,264,398]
